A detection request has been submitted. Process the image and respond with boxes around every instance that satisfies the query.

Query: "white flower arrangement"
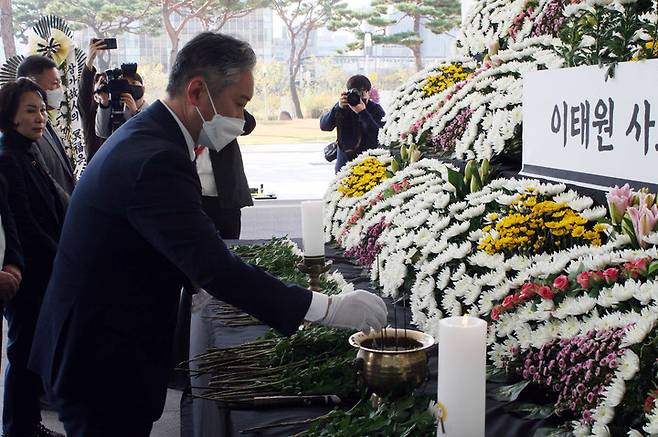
[381,38,564,161]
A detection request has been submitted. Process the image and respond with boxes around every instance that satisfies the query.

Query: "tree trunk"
[288,39,303,119]
[168,37,179,71]
[289,73,303,119]
[412,14,423,72]
[0,0,16,59]
[162,2,180,70]
[411,44,423,72]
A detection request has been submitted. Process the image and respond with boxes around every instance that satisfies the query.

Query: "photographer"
[78,39,106,162]
[94,67,148,139]
[320,75,385,173]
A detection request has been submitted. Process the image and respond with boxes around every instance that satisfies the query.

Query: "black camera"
[346,88,363,106]
[96,63,138,132]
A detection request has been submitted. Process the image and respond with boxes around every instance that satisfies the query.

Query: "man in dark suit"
[17,56,76,195]
[196,110,255,239]
[29,32,387,436]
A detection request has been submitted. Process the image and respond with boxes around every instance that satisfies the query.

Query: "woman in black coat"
[0,174,23,303]
[0,78,66,437]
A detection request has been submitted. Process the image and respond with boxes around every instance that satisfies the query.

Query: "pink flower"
[520,282,538,299]
[491,305,502,321]
[628,204,658,248]
[537,286,554,300]
[624,258,649,278]
[369,87,380,104]
[577,271,591,289]
[552,275,569,291]
[602,268,618,284]
[606,185,633,224]
[502,295,515,308]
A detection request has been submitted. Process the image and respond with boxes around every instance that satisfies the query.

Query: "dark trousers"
[3,297,43,436]
[56,397,152,437]
[201,197,241,240]
[335,147,351,174]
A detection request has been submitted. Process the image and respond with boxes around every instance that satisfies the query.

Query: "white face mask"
[195,83,244,152]
[46,86,65,110]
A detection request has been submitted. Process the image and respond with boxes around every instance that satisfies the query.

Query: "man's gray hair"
[166,32,256,96]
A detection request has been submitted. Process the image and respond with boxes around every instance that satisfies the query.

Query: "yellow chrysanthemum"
[337,157,388,197]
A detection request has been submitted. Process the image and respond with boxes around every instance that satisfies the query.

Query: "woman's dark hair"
[346,75,372,92]
[0,78,48,133]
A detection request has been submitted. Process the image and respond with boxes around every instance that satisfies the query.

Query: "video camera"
[96,63,138,132]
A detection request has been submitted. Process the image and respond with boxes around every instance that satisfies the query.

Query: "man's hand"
[0,271,19,301]
[86,39,106,70]
[316,289,387,332]
[338,92,349,109]
[121,93,138,116]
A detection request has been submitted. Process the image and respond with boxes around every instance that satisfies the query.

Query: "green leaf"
[490,380,531,402]
[504,402,555,420]
[648,260,658,276]
[446,167,465,198]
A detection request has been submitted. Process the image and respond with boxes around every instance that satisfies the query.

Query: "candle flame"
[461,314,469,326]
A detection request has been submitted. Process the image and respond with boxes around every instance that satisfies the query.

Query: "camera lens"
[347,89,361,106]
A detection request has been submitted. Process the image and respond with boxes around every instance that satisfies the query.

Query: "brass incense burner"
[349,328,435,399]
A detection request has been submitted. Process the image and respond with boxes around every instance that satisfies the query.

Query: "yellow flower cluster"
[632,39,658,61]
[338,157,388,197]
[422,64,473,97]
[478,194,605,256]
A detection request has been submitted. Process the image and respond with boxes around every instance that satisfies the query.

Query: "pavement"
[0,142,336,436]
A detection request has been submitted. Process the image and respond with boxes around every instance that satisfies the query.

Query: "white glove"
[191,288,213,314]
[317,289,387,332]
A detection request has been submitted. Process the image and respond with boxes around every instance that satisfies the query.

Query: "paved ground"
[0,142,336,436]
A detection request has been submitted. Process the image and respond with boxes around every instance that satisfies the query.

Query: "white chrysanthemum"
[592,403,615,425]
[592,423,611,437]
[622,319,656,347]
[626,429,643,437]
[603,376,625,407]
[568,196,594,211]
[618,350,640,381]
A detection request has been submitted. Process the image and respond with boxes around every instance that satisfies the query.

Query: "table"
[182,242,556,436]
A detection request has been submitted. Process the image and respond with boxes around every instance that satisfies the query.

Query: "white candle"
[437,315,487,437]
[301,200,325,258]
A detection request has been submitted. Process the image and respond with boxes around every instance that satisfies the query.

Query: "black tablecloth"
[182,241,556,436]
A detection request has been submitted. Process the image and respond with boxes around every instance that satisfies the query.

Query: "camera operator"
[320,75,385,173]
[94,68,148,139]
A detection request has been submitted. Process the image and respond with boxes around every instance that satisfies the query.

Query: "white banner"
[521,59,658,191]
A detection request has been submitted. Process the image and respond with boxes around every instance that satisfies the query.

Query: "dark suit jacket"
[77,65,105,162]
[29,100,312,420]
[208,110,255,209]
[0,131,65,304]
[0,174,23,270]
[35,123,75,194]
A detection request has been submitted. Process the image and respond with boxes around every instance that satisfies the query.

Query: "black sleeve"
[0,154,57,266]
[78,65,96,126]
[126,150,312,336]
[320,103,341,131]
[0,175,23,270]
[358,103,386,139]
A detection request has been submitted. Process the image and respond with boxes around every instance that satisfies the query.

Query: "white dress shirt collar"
[161,99,195,161]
